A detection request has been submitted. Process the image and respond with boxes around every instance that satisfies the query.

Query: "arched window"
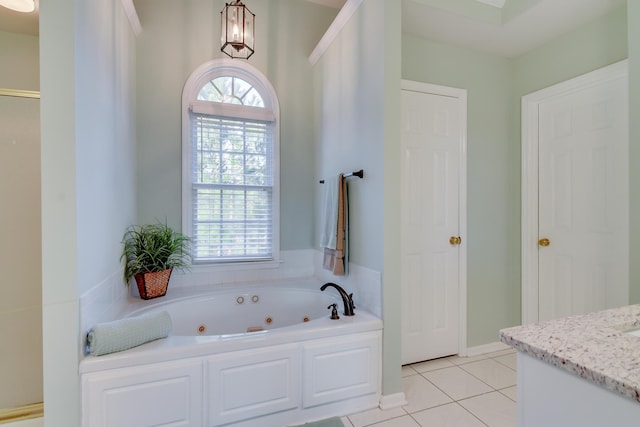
[182,60,279,263]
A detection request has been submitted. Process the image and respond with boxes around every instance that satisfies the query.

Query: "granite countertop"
[500,305,640,403]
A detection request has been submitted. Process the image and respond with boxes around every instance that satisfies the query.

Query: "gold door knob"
[539,238,550,247]
[449,236,462,245]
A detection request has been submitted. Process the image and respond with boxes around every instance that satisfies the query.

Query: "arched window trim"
[182,59,280,268]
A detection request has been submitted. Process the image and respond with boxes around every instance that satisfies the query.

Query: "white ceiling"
[403,0,626,58]
[475,0,507,8]
[0,0,626,59]
[305,0,347,9]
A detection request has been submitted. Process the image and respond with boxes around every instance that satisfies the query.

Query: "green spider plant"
[121,223,191,284]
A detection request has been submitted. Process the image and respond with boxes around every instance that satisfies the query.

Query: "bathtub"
[130,285,345,336]
[80,281,382,427]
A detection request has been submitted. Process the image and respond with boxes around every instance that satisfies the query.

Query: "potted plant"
[121,223,191,299]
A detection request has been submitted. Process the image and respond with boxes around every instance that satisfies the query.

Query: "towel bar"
[319,169,364,184]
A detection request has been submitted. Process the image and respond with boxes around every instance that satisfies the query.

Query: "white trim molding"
[475,0,506,8]
[521,59,628,325]
[308,0,363,65]
[379,392,408,411]
[465,341,511,357]
[121,0,142,36]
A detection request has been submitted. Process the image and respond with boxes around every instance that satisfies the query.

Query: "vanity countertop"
[500,305,640,403]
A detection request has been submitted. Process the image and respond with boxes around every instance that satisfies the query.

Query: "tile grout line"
[412,354,515,426]
[454,401,491,427]
[358,351,517,426]
[456,355,517,392]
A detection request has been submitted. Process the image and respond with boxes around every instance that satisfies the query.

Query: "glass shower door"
[0,93,42,415]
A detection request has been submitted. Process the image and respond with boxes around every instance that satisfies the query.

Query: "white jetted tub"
[80,280,382,427]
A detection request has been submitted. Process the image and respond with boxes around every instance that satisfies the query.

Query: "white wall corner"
[79,268,129,356]
[465,341,512,357]
[308,0,364,65]
[379,392,408,410]
[475,0,506,8]
[121,0,142,36]
[313,249,382,318]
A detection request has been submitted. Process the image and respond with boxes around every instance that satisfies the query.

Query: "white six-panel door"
[522,60,629,324]
[401,81,467,365]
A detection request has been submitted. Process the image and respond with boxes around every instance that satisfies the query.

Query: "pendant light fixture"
[220,1,255,60]
[0,0,35,12]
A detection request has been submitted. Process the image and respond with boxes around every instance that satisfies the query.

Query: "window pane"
[233,77,252,100]
[243,87,264,108]
[245,155,267,185]
[197,82,223,102]
[190,110,274,262]
[206,76,264,107]
[212,77,232,97]
[220,153,244,184]
[193,187,272,259]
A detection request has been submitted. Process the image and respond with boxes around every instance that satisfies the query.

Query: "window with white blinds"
[191,114,274,261]
[183,62,279,264]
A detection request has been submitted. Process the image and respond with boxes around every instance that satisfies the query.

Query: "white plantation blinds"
[191,113,274,261]
[183,65,278,265]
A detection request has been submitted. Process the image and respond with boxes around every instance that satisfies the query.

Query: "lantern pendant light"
[220,1,255,60]
[0,0,35,13]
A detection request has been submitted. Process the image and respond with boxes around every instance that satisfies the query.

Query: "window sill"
[188,258,283,273]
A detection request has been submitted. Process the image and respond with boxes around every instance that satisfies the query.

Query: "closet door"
[522,61,629,324]
[400,82,466,365]
[537,70,628,321]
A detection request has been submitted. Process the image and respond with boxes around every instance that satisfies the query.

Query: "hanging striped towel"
[321,174,348,276]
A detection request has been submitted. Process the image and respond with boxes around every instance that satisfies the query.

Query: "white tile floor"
[340,349,517,427]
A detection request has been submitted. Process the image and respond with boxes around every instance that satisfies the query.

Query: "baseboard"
[379,392,408,410]
[0,403,43,425]
[465,341,511,357]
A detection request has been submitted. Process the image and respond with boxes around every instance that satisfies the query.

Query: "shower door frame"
[0,88,40,99]
[0,87,43,423]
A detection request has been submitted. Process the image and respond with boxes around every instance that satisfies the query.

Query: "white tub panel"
[82,358,203,427]
[207,344,299,426]
[302,332,381,408]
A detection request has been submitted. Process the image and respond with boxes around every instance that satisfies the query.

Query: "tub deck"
[80,309,382,374]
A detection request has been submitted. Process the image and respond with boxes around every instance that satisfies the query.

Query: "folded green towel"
[290,417,344,427]
[87,311,172,356]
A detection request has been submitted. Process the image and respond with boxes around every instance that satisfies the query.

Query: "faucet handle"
[348,293,356,310]
[327,303,340,320]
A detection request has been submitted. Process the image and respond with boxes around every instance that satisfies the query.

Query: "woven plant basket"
[134,268,173,300]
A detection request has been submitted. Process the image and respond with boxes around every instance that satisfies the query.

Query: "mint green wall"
[313,0,402,395]
[75,1,138,294]
[402,5,627,348]
[134,0,336,250]
[40,0,81,422]
[402,35,517,347]
[313,3,384,272]
[513,5,627,96]
[382,1,403,396]
[40,0,137,425]
[629,0,640,304]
